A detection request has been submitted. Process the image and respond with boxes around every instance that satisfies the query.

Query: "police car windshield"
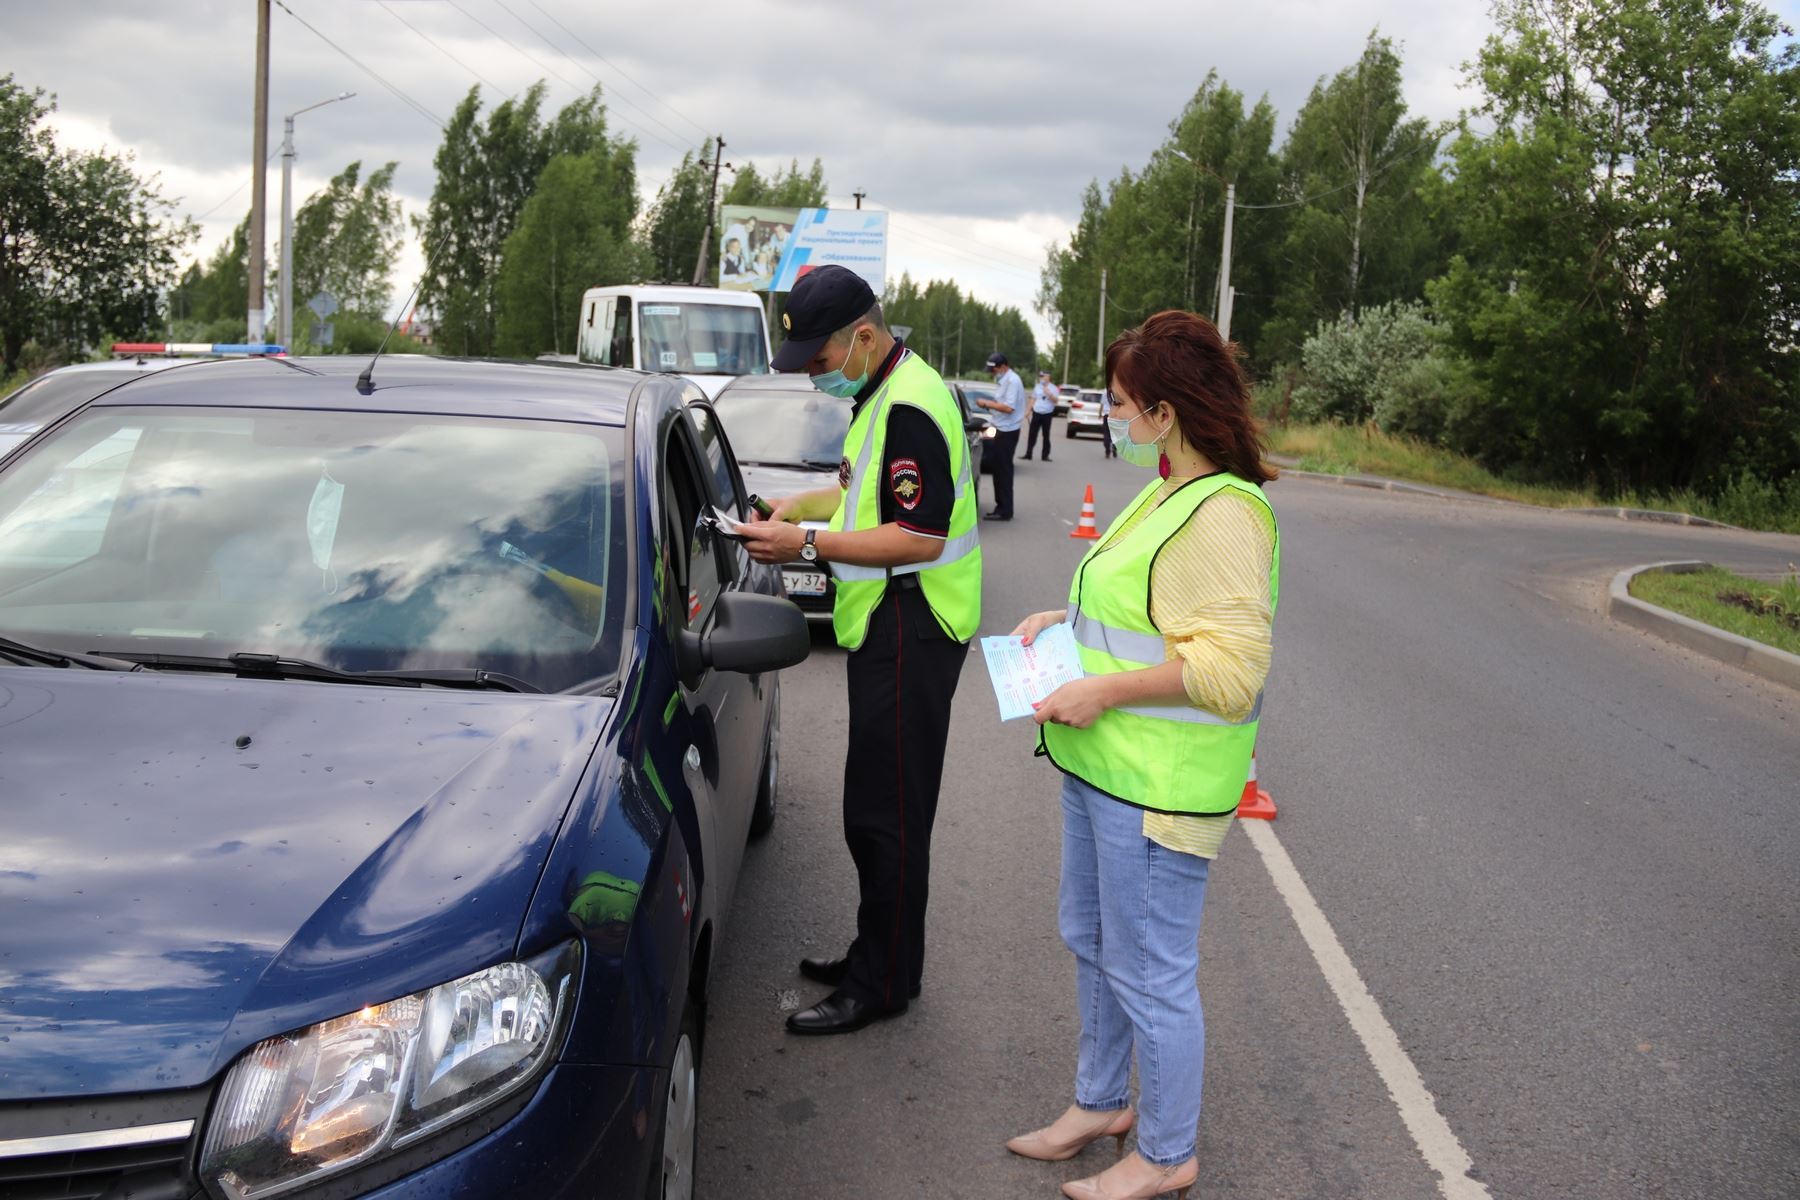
[638,303,769,376]
[715,386,850,468]
[0,407,626,693]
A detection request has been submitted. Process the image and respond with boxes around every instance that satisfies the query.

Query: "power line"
[378,0,507,96]
[881,204,1047,271]
[442,0,689,159]
[491,0,700,153]
[885,213,1045,281]
[525,0,711,140]
[187,150,279,222]
[272,0,444,129]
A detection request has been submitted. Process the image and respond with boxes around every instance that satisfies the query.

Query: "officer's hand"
[768,496,802,524]
[1010,608,1070,646]
[1033,676,1114,729]
[739,519,805,564]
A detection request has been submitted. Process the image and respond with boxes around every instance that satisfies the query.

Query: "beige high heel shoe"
[1004,1105,1135,1162]
[1060,1152,1198,1199]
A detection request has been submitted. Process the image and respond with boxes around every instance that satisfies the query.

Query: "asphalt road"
[696,431,1800,1200]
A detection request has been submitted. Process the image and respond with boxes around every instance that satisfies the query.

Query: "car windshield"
[715,386,850,467]
[0,406,626,692]
[638,303,769,376]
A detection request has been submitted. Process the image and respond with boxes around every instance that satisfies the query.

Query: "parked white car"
[576,284,772,399]
[1066,388,1108,438]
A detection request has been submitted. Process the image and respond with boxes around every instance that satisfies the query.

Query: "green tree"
[1261,33,1447,363]
[417,83,625,356]
[641,150,712,283]
[883,271,1036,378]
[282,160,403,330]
[167,214,248,337]
[0,75,193,373]
[495,142,646,356]
[722,158,828,208]
[1430,0,1800,492]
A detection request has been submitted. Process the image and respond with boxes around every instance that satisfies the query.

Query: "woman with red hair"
[1005,311,1279,1199]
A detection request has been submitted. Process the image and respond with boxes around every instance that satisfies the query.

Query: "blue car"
[0,355,808,1199]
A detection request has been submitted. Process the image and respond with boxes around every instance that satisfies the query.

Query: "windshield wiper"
[799,459,843,470]
[104,652,540,693]
[0,635,140,671]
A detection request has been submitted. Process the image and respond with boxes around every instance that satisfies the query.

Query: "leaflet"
[980,622,1084,721]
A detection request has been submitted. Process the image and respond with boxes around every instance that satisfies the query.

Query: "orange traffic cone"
[1236,753,1277,820]
[1070,484,1101,539]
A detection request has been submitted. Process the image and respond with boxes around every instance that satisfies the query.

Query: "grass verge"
[1265,422,1800,533]
[1628,566,1800,656]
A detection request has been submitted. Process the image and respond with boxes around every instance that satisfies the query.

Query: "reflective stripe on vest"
[1069,602,1263,726]
[831,412,978,581]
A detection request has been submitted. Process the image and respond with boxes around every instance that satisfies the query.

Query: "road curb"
[1608,562,1800,690]
[1270,459,1738,529]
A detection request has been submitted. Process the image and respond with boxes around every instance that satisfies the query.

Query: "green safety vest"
[1040,472,1279,815]
[828,349,983,650]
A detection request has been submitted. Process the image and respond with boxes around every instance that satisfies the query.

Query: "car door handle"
[683,744,702,774]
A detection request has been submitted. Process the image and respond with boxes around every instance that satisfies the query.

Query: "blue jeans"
[1058,775,1211,1166]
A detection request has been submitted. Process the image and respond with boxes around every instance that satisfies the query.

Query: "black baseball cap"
[985,352,1008,369]
[772,265,877,372]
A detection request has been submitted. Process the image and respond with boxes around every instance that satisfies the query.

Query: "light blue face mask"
[810,335,872,399]
[307,469,344,591]
[1107,408,1167,468]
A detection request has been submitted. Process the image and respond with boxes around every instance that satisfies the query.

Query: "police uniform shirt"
[842,341,954,542]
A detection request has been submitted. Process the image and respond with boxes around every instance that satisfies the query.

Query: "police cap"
[772,264,877,372]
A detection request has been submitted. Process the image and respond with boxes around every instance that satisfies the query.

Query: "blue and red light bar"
[111,342,287,357]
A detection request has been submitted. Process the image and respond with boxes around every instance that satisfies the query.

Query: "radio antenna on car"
[357,230,449,394]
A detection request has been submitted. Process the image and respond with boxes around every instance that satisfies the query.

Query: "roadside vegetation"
[1630,566,1800,656]
[1040,0,1799,541]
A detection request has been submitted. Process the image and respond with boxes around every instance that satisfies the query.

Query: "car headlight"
[200,944,578,1199]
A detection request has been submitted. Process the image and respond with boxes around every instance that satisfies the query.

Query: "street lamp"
[279,91,355,350]
[1168,149,1236,341]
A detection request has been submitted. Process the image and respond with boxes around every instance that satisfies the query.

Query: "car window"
[660,425,728,640]
[0,407,626,692]
[638,303,769,376]
[686,402,744,514]
[610,297,633,368]
[714,387,850,468]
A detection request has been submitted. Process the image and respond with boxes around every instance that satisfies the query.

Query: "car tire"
[1065,423,1076,439]
[749,689,778,839]
[645,1000,702,1200]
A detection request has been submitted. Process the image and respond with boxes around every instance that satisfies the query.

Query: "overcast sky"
[13,0,1798,344]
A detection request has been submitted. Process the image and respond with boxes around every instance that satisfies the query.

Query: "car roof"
[35,357,204,377]
[85,354,647,426]
[582,284,766,309]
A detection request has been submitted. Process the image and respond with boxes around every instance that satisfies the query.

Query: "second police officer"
[738,265,982,1035]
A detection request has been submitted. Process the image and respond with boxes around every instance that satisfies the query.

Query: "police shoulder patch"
[889,457,923,510]
[838,457,852,489]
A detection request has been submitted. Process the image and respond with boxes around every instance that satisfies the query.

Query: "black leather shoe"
[798,956,849,986]
[987,509,1013,520]
[785,991,907,1036]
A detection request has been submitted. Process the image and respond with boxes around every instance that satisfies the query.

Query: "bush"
[1291,301,1440,425]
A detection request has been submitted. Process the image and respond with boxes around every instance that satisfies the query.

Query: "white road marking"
[1241,819,1492,1200]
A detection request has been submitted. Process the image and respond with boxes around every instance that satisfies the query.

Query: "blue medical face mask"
[1106,406,1168,468]
[811,334,872,399]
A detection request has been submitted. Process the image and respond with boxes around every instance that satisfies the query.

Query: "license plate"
[782,570,829,597]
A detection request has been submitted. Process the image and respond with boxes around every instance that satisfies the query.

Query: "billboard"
[717,205,798,293]
[718,205,888,294]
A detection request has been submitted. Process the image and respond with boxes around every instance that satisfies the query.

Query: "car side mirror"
[692,591,811,676]
[964,417,990,433]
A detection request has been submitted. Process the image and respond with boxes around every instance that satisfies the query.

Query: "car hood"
[0,668,611,1099]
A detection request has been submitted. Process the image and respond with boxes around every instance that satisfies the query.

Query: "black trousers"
[1025,411,1054,459]
[840,582,968,1007]
[989,428,1020,516]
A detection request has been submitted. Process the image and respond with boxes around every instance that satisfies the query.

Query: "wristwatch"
[799,528,819,563]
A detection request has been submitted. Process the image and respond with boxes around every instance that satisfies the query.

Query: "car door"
[657,413,758,906]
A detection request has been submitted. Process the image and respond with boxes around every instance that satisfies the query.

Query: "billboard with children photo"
[717,205,798,293]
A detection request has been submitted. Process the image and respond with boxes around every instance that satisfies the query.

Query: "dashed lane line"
[1240,819,1492,1200]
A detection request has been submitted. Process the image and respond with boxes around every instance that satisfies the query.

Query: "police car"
[0,344,286,460]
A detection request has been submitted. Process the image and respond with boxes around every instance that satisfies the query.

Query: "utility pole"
[247,0,270,342]
[691,135,725,286]
[1061,319,1070,382]
[852,189,866,210]
[279,92,355,350]
[1216,182,1236,341]
[1096,266,1107,367]
[955,311,964,376]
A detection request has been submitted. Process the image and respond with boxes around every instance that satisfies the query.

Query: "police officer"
[739,265,982,1035]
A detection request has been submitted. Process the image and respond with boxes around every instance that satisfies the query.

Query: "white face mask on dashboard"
[307,469,345,591]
